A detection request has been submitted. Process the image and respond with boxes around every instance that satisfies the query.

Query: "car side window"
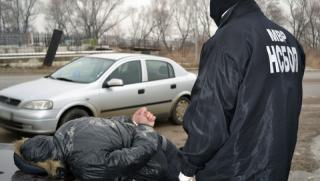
[107,61,142,85]
[168,63,175,78]
[146,60,175,81]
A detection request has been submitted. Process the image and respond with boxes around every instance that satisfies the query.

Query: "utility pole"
[43,29,63,67]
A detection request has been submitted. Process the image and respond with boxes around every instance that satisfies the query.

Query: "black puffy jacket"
[20,116,166,181]
[180,0,305,180]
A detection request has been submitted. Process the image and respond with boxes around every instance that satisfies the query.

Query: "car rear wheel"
[171,96,190,125]
[58,108,89,129]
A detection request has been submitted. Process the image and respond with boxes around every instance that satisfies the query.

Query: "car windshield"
[50,57,115,83]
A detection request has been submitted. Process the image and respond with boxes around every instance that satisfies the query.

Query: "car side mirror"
[103,79,124,88]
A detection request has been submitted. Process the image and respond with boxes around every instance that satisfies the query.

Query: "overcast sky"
[35,0,290,33]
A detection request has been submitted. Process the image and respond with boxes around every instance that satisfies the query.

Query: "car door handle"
[138,89,145,94]
[171,84,177,89]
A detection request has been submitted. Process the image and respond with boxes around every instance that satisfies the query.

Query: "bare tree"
[152,0,172,51]
[286,0,309,42]
[6,0,39,33]
[256,0,285,25]
[65,0,124,40]
[286,0,320,48]
[0,0,11,32]
[129,8,140,46]
[22,0,38,33]
[172,0,194,51]
[45,0,69,34]
[304,0,320,48]
[129,7,156,47]
[0,0,39,33]
[108,24,125,47]
[196,0,213,40]
[316,17,320,48]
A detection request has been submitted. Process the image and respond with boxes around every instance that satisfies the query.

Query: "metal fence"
[0,33,112,54]
[0,33,49,54]
[0,32,172,54]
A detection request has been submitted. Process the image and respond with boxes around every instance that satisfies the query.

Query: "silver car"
[0,53,196,134]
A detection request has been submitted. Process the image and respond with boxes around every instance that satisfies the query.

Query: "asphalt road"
[0,74,46,91]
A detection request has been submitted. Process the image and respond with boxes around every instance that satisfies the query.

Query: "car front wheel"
[171,96,190,125]
[57,108,89,129]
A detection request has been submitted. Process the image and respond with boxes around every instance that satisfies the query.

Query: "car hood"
[0,78,89,101]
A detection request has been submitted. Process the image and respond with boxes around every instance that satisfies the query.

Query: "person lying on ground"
[13,107,181,181]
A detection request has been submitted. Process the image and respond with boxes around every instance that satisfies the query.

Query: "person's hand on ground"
[132,107,156,127]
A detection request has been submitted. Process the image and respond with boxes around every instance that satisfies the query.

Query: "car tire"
[58,108,89,128]
[171,96,190,125]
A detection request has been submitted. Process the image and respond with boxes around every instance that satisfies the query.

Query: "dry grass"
[165,48,320,70]
[0,47,318,71]
[161,48,200,68]
[305,49,320,69]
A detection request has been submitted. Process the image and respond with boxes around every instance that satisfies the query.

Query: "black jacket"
[180,0,305,180]
[20,116,166,181]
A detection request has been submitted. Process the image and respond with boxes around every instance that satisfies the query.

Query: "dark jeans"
[161,137,182,181]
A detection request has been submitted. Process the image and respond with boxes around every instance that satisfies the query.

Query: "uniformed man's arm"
[180,34,250,176]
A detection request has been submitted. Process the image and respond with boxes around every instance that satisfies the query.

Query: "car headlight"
[22,100,53,110]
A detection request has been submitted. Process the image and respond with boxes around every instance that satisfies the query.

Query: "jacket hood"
[210,0,241,26]
[14,137,63,177]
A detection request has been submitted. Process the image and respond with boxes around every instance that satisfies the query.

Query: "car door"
[94,60,147,118]
[142,59,178,118]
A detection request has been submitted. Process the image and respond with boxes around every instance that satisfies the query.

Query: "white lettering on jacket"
[266,45,298,74]
[266,29,298,74]
[266,29,287,42]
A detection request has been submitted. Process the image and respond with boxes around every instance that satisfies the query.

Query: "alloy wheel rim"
[175,99,189,122]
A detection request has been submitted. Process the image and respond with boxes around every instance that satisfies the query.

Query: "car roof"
[87,53,169,62]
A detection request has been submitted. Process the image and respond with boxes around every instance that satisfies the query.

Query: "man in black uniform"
[179,0,305,180]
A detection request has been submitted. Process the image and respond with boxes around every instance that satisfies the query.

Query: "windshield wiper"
[45,75,56,79]
[55,77,76,82]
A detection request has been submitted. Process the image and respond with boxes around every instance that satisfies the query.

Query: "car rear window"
[146,60,175,81]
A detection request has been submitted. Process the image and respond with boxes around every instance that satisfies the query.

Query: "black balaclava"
[210,0,240,26]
